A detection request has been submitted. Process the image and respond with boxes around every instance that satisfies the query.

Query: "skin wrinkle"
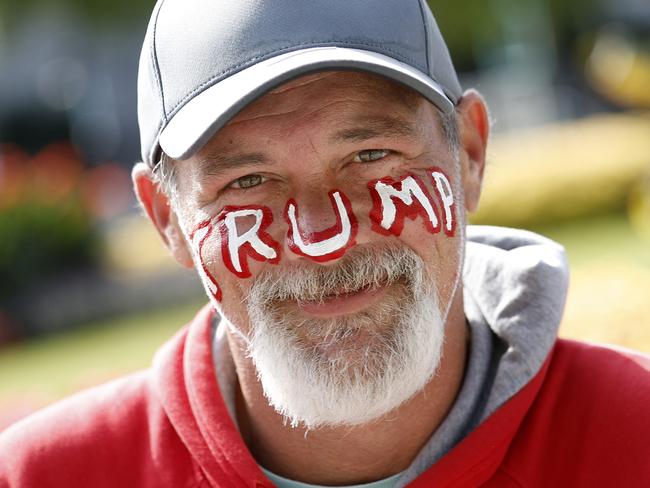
[330,115,417,144]
[290,102,406,144]
[225,98,375,128]
[268,72,334,94]
[196,152,271,178]
[227,73,421,136]
[306,133,320,158]
[134,70,490,485]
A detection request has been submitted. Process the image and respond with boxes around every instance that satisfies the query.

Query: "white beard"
[244,244,446,429]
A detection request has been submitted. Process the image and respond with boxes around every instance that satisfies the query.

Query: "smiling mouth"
[296,283,390,317]
[310,282,374,302]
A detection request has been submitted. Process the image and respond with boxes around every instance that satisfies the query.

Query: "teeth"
[299,282,376,304]
[257,260,404,302]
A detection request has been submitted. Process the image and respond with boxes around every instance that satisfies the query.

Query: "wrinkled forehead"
[224,71,426,128]
[270,71,422,102]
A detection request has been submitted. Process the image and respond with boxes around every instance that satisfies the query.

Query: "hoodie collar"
[462,225,569,418]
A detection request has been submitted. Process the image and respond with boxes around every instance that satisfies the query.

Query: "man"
[1,1,649,487]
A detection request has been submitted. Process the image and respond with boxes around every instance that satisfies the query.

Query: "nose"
[282,182,358,263]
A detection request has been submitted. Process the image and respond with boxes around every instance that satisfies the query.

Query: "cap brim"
[159,46,455,161]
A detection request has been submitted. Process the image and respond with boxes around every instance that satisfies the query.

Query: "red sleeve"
[499,339,650,487]
[0,371,205,488]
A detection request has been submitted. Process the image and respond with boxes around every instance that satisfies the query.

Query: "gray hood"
[398,225,569,486]
[463,225,569,419]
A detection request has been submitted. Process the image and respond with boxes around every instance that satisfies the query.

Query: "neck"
[227,291,469,485]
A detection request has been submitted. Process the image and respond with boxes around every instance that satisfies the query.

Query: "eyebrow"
[196,152,270,178]
[330,115,417,143]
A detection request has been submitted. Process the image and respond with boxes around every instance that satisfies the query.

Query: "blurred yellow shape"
[561,261,650,354]
[586,30,650,108]
[102,214,178,275]
[628,177,650,241]
[473,112,650,228]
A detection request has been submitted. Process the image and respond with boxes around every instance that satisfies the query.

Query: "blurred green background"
[0,0,649,430]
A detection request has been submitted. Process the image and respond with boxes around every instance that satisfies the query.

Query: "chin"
[247,284,445,429]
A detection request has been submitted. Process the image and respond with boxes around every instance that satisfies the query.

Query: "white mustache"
[247,243,425,305]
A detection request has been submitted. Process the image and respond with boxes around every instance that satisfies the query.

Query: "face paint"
[368,174,440,236]
[430,168,456,236]
[190,220,223,302]
[193,168,455,298]
[217,205,281,278]
[285,190,358,262]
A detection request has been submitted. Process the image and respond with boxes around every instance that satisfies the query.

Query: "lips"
[311,283,373,302]
[296,283,389,317]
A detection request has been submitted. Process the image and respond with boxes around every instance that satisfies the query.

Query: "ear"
[456,89,489,213]
[132,162,194,268]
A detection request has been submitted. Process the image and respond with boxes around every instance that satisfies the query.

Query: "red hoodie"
[1,304,649,487]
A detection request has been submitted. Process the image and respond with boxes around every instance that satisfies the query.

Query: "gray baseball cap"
[138,0,462,167]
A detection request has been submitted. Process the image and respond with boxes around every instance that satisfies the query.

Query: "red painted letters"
[285,190,358,262]
[189,220,223,302]
[217,205,280,278]
[368,173,441,236]
[429,167,456,236]
[189,168,456,299]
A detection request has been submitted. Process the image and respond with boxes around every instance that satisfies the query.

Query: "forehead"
[269,71,421,107]
[221,71,425,131]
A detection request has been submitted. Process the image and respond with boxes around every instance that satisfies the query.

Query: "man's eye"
[353,149,390,163]
[229,174,266,189]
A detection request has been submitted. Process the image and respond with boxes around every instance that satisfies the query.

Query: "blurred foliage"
[0,143,98,301]
[0,200,97,298]
[540,213,650,353]
[585,28,650,108]
[628,175,650,241]
[471,112,650,228]
[0,0,152,29]
[0,298,205,429]
[0,0,596,64]
[429,0,593,71]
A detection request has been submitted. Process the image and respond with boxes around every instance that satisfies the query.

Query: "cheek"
[393,223,461,286]
[431,234,462,303]
[189,222,258,333]
[365,166,462,300]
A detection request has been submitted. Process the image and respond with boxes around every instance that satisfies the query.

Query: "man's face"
[168,72,471,427]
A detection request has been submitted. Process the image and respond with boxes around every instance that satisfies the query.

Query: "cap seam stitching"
[417,0,431,73]
[164,40,425,118]
[151,0,168,122]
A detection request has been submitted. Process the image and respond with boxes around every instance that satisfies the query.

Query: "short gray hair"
[438,108,460,156]
[152,152,178,201]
